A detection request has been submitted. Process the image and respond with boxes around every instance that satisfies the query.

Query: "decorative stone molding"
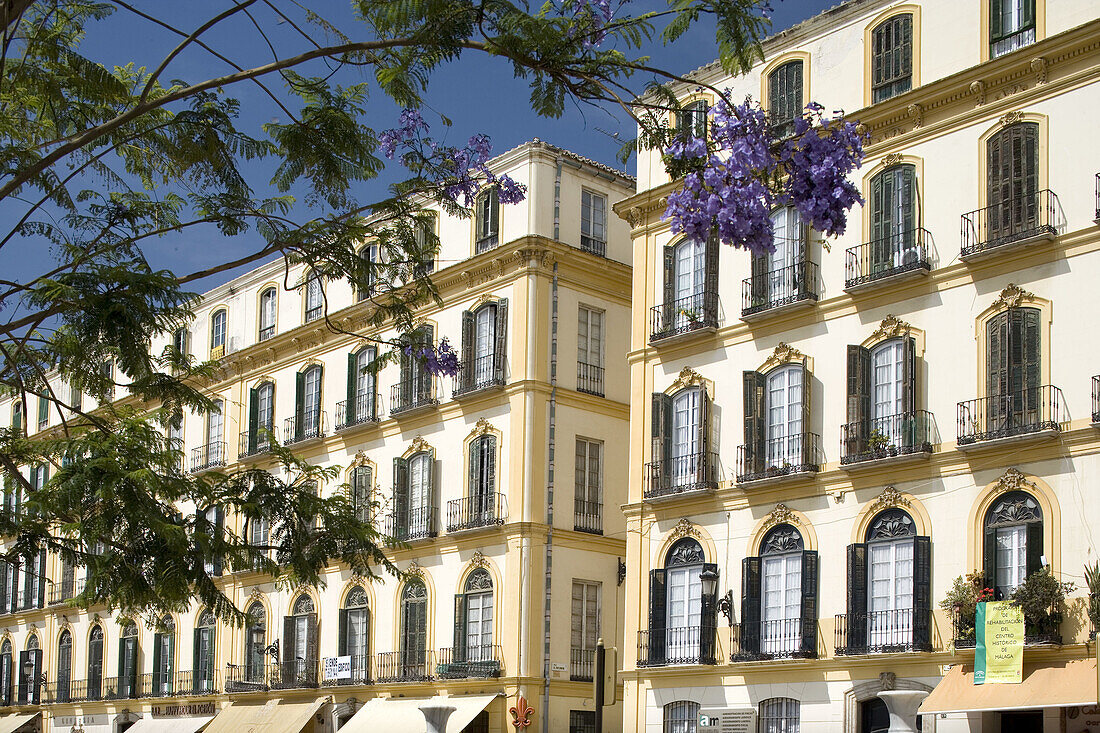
[471,293,498,310]
[1030,57,1048,84]
[880,672,897,691]
[669,518,699,540]
[669,367,706,393]
[992,467,1038,497]
[870,314,912,342]
[969,79,986,106]
[408,435,432,455]
[991,283,1035,310]
[246,588,265,607]
[468,551,490,570]
[761,342,806,371]
[405,560,425,578]
[906,103,923,129]
[763,503,801,530]
[625,207,643,228]
[882,152,904,168]
[1000,110,1024,126]
[350,450,369,468]
[870,486,911,513]
[468,418,495,439]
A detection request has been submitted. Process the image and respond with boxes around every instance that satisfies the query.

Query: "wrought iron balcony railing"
[649,291,719,343]
[224,664,271,692]
[239,426,278,459]
[951,608,1062,648]
[576,362,604,397]
[391,380,438,416]
[435,646,502,679]
[844,228,932,290]
[834,608,932,655]
[729,619,816,662]
[569,648,595,681]
[960,189,1058,258]
[1092,375,1100,423]
[320,654,372,686]
[1095,174,1100,222]
[258,324,275,342]
[956,385,1062,446]
[840,411,934,465]
[283,410,326,445]
[384,506,438,544]
[375,650,434,683]
[735,433,821,484]
[636,625,718,667]
[475,234,499,253]
[643,451,719,499]
[573,499,602,535]
[225,660,318,691]
[453,354,504,398]
[580,235,606,257]
[446,492,506,532]
[742,259,819,318]
[190,442,226,473]
[335,394,381,431]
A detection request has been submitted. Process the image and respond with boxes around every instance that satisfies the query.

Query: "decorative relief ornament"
[763,503,800,530]
[882,152,904,168]
[405,560,425,578]
[468,418,494,438]
[1030,57,1048,84]
[670,367,706,392]
[1000,110,1024,126]
[625,207,642,228]
[762,342,806,371]
[993,467,1037,496]
[871,314,912,341]
[870,486,911,513]
[468,550,490,570]
[669,518,699,539]
[510,696,534,729]
[408,435,431,454]
[246,588,265,606]
[970,80,986,106]
[991,283,1035,310]
[906,103,923,129]
[880,671,897,691]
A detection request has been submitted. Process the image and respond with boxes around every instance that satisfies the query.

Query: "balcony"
[649,292,718,344]
[453,355,504,398]
[320,655,372,686]
[283,410,326,446]
[576,362,604,397]
[573,500,602,535]
[569,648,595,682]
[580,235,606,257]
[956,385,1062,449]
[951,609,1061,649]
[636,625,718,667]
[48,578,85,605]
[375,651,434,683]
[741,260,819,320]
[435,646,502,679]
[209,344,225,360]
[729,619,816,662]
[844,228,932,292]
[189,442,226,473]
[45,673,215,704]
[446,493,506,533]
[960,189,1058,260]
[735,433,821,485]
[259,324,275,342]
[390,381,438,416]
[384,507,438,545]
[239,426,278,460]
[643,451,719,500]
[834,609,932,655]
[1092,375,1099,424]
[840,411,934,469]
[224,660,318,692]
[336,394,381,431]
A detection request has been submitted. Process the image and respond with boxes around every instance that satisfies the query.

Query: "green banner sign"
[975,600,1025,684]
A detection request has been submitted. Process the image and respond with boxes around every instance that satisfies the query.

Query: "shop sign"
[699,708,755,732]
[54,715,107,728]
[974,600,1024,684]
[150,702,217,717]
[1063,705,1100,732]
[323,655,351,680]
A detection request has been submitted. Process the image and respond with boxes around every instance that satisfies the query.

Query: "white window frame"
[580,190,607,249]
[570,580,601,653]
[577,306,604,368]
[761,552,802,655]
[766,365,803,467]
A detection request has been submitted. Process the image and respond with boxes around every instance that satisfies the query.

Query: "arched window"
[152,616,175,695]
[400,580,428,677]
[983,307,1042,438]
[349,465,373,524]
[210,309,227,357]
[18,633,41,705]
[767,59,803,138]
[466,435,498,527]
[759,697,800,733]
[304,271,323,322]
[56,630,72,702]
[0,639,11,706]
[662,700,700,733]
[986,122,1040,242]
[651,385,713,495]
[344,345,377,425]
[195,610,216,693]
[474,188,500,252]
[766,364,805,468]
[259,287,277,341]
[292,364,323,442]
[871,14,913,102]
[87,626,103,699]
[340,587,370,680]
[244,602,266,683]
[984,490,1043,598]
[394,450,435,540]
[740,524,816,658]
[118,622,138,698]
[646,538,717,665]
[284,594,317,685]
[457,569,494,663]
[868,164,918,272]
[246,381,276,455]
[357,243,382,301]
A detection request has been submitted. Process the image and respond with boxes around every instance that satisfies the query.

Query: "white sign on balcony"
[323,655,352,680]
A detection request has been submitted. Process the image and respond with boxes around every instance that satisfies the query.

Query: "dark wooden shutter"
[1020,308,1041,423]
[31,649,41,704]
[248,387,259,452]
[460,310,475,388]
[647,569,667,665]
[990,0,1004,41]
[740,556,761,655]
[0,563,6,615]
[193,628,202,689]
[913,536,932,649]
[122,638,137,697]
[294,371,305,441]
[453,594,468,663]
[212,508,224,577]
[1025,522,1043,578]
[987,310,1009,434]
[984,525,1000,597]
[346,352,358,414]
[338,608,350,658]
[418,325,435,403]
[800,550,819,656]
[393,457,409,534]
[36,549,45,608]
[152,634,163,694]
[800,365,812,466]
[426,447,437,530]
[696,390,711,485]
[699,563,719,663]
[902,337,918,415]
[651,393,672,489]
[846,543,868,648]
[305,613,319,668]
[846,345,871,457]
[494,299,508,382]
[870,170,889,271]
[16,651,27,704]
[489,188,499,237]
[988,123,1039,238]
[8,563,18,614]
[743,371,766,476]
[751,251,769,304]
[662,244,675,325]
[282,616,296,684]
[703,234,719,320]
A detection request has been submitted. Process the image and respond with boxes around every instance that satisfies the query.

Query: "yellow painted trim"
[394,573,434,653]
[969,470,1061,574]
[972,289,1052,399]
[666,91,716,133]
[400,437,435,460]
[975,112,1049,213]
[980,0,1046,63]
[463,422,502,501]
[859,319,926,357]
[859,156,926,242]
[652,521,717,569]
[289,587,321,616]
[337,580,375,612]
[760,51,811,113]
[755,346,814,376]
[862,5,922,108]
[849,489,933,544]
[746,509,819,555]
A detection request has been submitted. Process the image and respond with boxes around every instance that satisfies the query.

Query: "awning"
[122,715,214,733]
[0,713,40,733]
[340,694,498,733]
[202,698,326,733]
[919,659,1098,714]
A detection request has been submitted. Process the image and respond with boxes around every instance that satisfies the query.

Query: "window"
[396,325,435,409]
[767,364,804,467]
[56,630,72,702]
[650,386,713,494]
[455,569,494,662]
[581,190,607,254]
[676,99,708,139]
[71,385,81,413]
[244,602,266,683]
[304,272,323,323]
[663,701,701,733]
[248,515,269,568]
[985,307,1041,432]
[293,364,323,441]
[357,243,382,301]
[118,622,138,699]
[10,402,22,432]
[748,207,809,311]
[283,594,318,685]
[871,14,913,103]
[740,525,817,659]
[986,122,1040,242]
[393,449,435,540]
[344,346,377,425]
[340,587,370,680]
[459,301,507,392]
[569,711,596,733]
[570,580,600,678]
[59,556,75,601]
[414,213,437,277]
[349,465,372,523]
[259,287,277,341]
[101,359,115,399]
[194,610,216,693]
[247,381,275,453]
[475,188,500,252]
[844,337,918,457]
[172,327,189,356]
[18,635,41,705]
[767,60,803,138]
[574,439,602,534]
[0,640,11,706]
[210,310,227,358]
[152,616,175,695]
[468,435,497,524]
[646,538,717,665]
[759,698,800,733]
[21,546,45,609]
[37,396,48,430]
[87,625,103,700]
[990,0,1035,58]
[984,491,1042,598]
[206,398,224,457]
[868,165,918,272]
[201,505,224,576]
[400,580,428,676]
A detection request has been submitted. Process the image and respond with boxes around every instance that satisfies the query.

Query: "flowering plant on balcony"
[1012,567,1074,640]
[941,572,994,644]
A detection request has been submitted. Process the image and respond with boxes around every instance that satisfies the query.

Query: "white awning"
[122,715,214,733]
[203,698,326,733]
[920,659,1098,714]
[0,713,40,733]
[340,694,498,733]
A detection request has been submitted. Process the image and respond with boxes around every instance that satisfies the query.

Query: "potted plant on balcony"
[1084,561,1099,638]
[866,429,897,458]
[678,307,701,327]
[1011,567,1075,645]
[941,572,992,648]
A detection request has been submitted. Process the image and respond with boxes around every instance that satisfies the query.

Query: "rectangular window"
[580,190,607,255]
[676,99,707,139]
[259,288,277,340]
[990,0,1036,58]
[871,14,913,103]
[570,581,600,653]
[577,306,603,368]
[574,439,602,533]
[569,711,596,733]
[37,397,47,430]
[172,328,189,356]
[305,275,323,322]
[475,188,500,253]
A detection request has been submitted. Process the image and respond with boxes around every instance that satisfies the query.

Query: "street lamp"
[698,567,734,626]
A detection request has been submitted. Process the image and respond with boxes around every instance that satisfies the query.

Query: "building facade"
[0,141,635,733]
[615,1,1100,732]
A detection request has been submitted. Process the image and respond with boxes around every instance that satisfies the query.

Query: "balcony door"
[987,122,1039,242]
[766,365,803,467]
[469,436,496,525]
[869,165,916,272]
[409,452,432,536]
[672,238,705,331]
[401,580,428,676]
[462,570,494,662]
[986,307,1041,434]
[665,565,702,663]
[194,611,216,693]
[671,387,700,487]
[866,510,915,649]
[474,304,496,386]
[761,529,803,655]
[768,207,803,301]
[152,617,175,695]
[353,347,375,421]
[244,603,266,683]
[871,340,905,446]
[340,587,370,678]
[301,365,321,437]
[87,626,103,699]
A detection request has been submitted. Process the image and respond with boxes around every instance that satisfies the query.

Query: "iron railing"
[475,234,499,253]
[1095,174,1100,221]
[1092,375,1099,423]
[729,619,816,662]
[570,648,595,681]
[649,291,719,342]
[48,578,84,605]
[844,228,932,289]
[224,664,270,692]
[576,362,604,397]
[453,354,504,397]
[321,654,372,686]
[952,609,1062,648]
[580,235,606,257]
[259,324,275,342]
[643,451,720,499]
[384,507,438,544]
[636,626,718,667]
[742,260,819,317]
[225,660,318,691]
[190,442,226,473]
[335,394,381,430]
[960,189,1058,258]
[435,646,502,679]
[735,433,821,483]
[841,411,935,465]
[375,651,434,683]
[446,492,506,532]
[991,24,1035,58]
[239,426,278,459]
[573,500,602,535]
[834,609,932,655]
[956,385,1062,445]
[283,410,326,445]
[391,380,438,415]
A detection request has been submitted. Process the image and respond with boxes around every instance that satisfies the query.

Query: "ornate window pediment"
[987,491,1041,526]
[866,508,915,540]
[761,524,804,555]
[665,538,704,567]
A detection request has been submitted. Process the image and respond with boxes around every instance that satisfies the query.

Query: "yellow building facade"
[615,2,1100,732]
[0,141,634,733]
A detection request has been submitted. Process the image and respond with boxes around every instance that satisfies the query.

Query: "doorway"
[1001,711,1042,733]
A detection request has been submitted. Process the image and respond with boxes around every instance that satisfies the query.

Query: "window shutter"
[468,440,480,502]
[987,310,1009,416]
[305,613,319,666]
[662,245,675,317]
[281,615,296,684]
[800,550,818,656]
[846,543,868,647]
[1,654,9,706]
[485,437,497,496]
[31,649,41,704]
[212,508,224,577]
[898,166,916,243]
[9,563,19,614]
[418,325,435,403]
[740,556,762,655]
[1020,0,1035,29]
[0,563,6,614]
[651,393,672,488]
[647,569,667,665]
[990,0,1004,41]
[16,651,27,704]
[346,352,358,413]
[36,549,45,608]
[846,345,871,456]
[461,310,475,388]
[902,337,918,416]
[696,390,711,485]
[426,447,437,523]
[453,594,469,663]
[247,387,259,452]
[800,365,812,466]
[152,635,163,694]
[294,371,305,441]
[870,171,888,269]
[125,639,137,696]
[751,251,769,303]
[1025,522,1043,578]
[393,457,409,532]
[871,24,884,89]
[489,189,499,237]
[1021,308,1042,422]
[192,628,202,687]
[703,234,719,319]
[337,608,349,658]
[984,526,1000,598]
[699,563,719,663]
[743,371,766,476]
[494,299,508,382]
[913,536,932,650]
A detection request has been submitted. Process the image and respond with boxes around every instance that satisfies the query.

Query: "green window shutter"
[347,352,358,414]
[846,345,872,455]
[913,537,932,649]
[294,371,305,440]
[338,608,349,657]
[493,299,508,383]
[651,392,672,487]
[742,371,766,476]
[453,594,468,663]
[393,457,409,532]
[984,525,1000,596]
[1025,521,1044,578]
[647,569,667,665]
[698,562,719,662]
[800,550,819,656]
[990,0,1004,42]
[281,616,296,685]
[662,244,675,317]
[36,549,45,608]
[740,557,761,655]
[248,387,259,453]
[460,310,475,388]
[902,337,918,417]
[845,543,868,647]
